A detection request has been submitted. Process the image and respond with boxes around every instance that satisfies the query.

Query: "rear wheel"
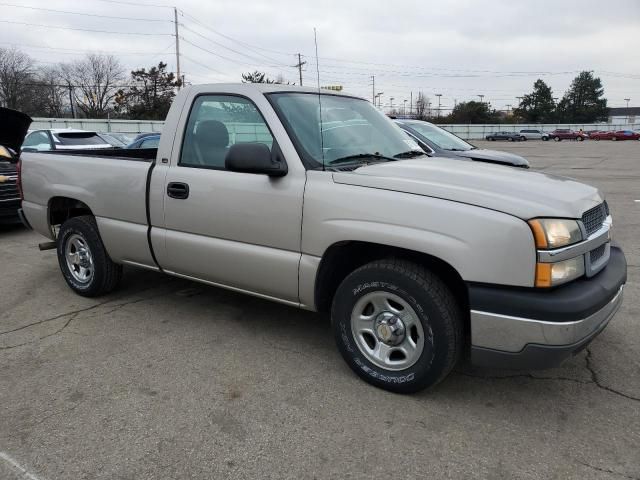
[57,216,122,297]
[331,259,463,393]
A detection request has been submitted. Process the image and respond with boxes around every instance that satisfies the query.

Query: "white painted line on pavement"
[0,451,44,480]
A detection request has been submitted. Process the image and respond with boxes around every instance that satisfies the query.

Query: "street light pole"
[390,97,394,113]
[435,93,442,118]
[624,98,631,124]
[403,99,407,116]
[477,94,484,103]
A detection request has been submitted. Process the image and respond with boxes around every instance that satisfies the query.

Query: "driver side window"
[180,95,273,170]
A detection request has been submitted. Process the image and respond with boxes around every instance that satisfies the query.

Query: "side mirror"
[225,143,287,177]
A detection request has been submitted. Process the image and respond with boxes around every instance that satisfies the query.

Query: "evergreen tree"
[556,71,608,123]
[115,62,180,120]
[513,79,556,123]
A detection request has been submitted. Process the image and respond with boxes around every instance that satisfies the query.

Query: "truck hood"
[332,158,602,219]
[452,148,529,168]
[0,107,32,154]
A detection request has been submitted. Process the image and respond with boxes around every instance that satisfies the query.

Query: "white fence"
[439,123,639,140]
[30,118,164,133]
[31,118,639,141]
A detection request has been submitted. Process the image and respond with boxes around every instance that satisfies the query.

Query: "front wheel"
[520,136,527,141]
[554,136,561,142]
[57,215,123,297]
[542,136,549,141]
[331,259,463,393]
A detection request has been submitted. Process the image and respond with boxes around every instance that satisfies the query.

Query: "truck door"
[156,94,305,304]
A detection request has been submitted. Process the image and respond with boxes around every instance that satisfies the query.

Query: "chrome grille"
[581,203,607,236]
[0,162,19,202]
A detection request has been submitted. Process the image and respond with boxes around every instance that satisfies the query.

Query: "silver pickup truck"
[16,84,626,393]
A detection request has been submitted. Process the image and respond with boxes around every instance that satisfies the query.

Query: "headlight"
[528,218,582,249]
[535,257,585,287]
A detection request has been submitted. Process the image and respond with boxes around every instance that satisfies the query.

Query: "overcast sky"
[2,0,639,110]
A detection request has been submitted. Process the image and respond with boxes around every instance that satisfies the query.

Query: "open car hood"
[0,107,32,154]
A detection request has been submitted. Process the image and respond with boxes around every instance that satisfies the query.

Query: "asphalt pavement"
[1,140,638,479]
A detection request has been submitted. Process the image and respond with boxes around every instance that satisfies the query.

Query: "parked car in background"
[0,107,30,223]
[132,132,159,142]
[98,133,127,148]
[126,134,160,149]
[589,130,640,141]
[485,131,522,142]
[518,129,549,141]
[22,129,114,151]
[108,132,137,145]
[397,120,529,168]
[548,129,588,142]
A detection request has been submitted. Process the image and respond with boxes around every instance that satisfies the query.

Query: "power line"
[1,41,175,57]
[92,0,173,8]
[180,36,284,71]
[178,10,296,59]
[0,19,173,36]
[0,3,171,22]
[180,24,290,68]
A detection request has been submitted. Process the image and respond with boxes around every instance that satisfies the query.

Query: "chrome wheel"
[350,291,425,371]
[65,233,94,284]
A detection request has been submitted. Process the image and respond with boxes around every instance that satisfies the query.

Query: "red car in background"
[548,129,589,141]
[589,130,640,141]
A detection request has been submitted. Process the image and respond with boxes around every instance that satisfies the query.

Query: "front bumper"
[469,247,626,369]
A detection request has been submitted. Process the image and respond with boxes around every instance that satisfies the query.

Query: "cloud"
[2,0,639,108]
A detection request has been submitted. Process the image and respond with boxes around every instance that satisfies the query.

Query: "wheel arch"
[48,196,94,230]
[314,240,469,315]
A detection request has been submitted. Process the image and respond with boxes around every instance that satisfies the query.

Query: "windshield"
[404,122,474,151]
[268,92,421,168]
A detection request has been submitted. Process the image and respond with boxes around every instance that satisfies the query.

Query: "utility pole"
[435,93,442,118]
[174,7,181,90]
[624,98,631,124]
[371,75,375,104]
[410,91,413,117]
[67,83,75,119]
[389,97,394,113]
[294,54,306,86]
[403,99,407,116]
[477,94,484,103]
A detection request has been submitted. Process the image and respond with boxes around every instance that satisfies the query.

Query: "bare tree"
[33,65,67,117]
[414,92,429,120]
[0,47,35,111]
[61,54,124,118]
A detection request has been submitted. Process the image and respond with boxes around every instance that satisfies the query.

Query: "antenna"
[314,28,325,171]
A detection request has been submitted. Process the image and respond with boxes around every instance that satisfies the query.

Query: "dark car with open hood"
[0,107,31,223]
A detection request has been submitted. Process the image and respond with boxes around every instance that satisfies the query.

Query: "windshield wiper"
[328,153,399,165]
[393,150,426,159]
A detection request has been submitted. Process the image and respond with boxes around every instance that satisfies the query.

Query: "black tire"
[509,137,515,142]
[554,136,561,142]
[57,215,123,297]
[520,136,527,141]
[594,137,600,141]
[331,259,463,394]
[576,136,584,142]
[542,136,549,141]
[611,136,617,141]
[487,137,494,141]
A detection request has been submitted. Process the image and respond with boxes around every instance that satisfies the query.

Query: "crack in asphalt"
[0,280,179,350]
[584,347,640,401]
[577,460,640,480]
[456,350,640,403]
[0,279,178,338]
